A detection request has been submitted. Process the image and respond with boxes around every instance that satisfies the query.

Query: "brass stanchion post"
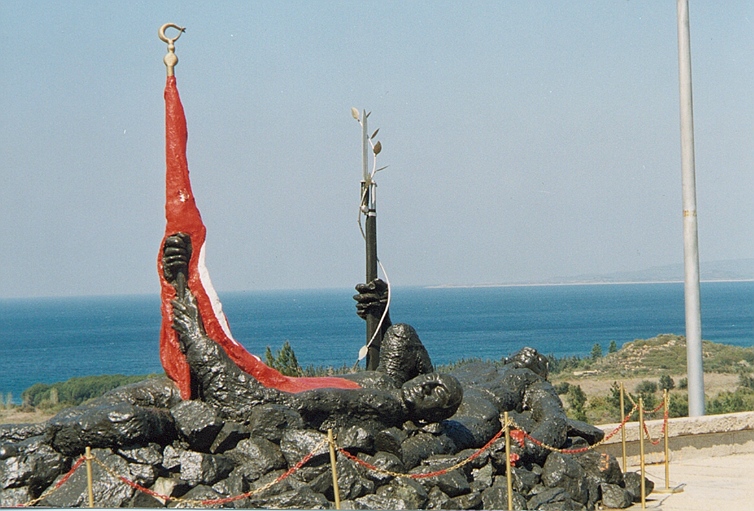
[664,388,670,490]
[328,429,341,510]
[639,398,646,510]
[85,446,94,508]
[504,412,513,511]
[655,389,684,494]
[620,382,627,472]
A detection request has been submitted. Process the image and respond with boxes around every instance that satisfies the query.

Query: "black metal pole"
[355,108,383,370]
[364,182,380,370]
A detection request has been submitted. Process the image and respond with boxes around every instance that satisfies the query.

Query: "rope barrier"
[507,401,640,456]
[12,386,673,507]
[638,398,668,446]
[338,419,510,480]
[17,455,86,507]
[16,438,329,508]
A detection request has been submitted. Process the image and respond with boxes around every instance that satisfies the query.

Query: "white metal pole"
[676,0,705,416]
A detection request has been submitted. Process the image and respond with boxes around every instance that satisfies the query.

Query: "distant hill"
[537,258,754,285]
[571,333,754,377]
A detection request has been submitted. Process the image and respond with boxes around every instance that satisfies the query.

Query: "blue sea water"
[0,281,752,403]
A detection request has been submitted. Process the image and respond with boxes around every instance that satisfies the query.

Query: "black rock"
[248,403,305,443]
[573,450,623,508]
[426,485,451,508]
[288,464,330,485]
[470,463,494,491]
[40,448,135,508]
[481,485,527,510]
[0,435,68,495]
[170,400,224,452]
[0,486,33,507]
[0,423,46,444]
[600,482,634,508]
[226,437,287,482]
[248,485,330,509]
[336,425,375,454]
[128,461,159,488]
[421,453,473,479]
[401,431,457,469]
[210,421,250,454]
[46,401,177,456]
[575,450,623,486]
[245,468,297,498]
[374,427,406,457]
[376,477,429,509]
[412,465,470,498]
[162,444,184,471]
[510,465,541,494]
[566,419,605,445]
[351,493,408,509]
[118,444,164,466]
[310,456,374,501]
[441,490,482,509]
[128,488,166,508]
[541,452,589,505]
[355,451,405,486]
[623,471,654,502]
[280,429,329,467]
[211,468,246,499]
[445,390,503,449]
[526,486,568,509]
[167,484,227,508]
[178,450,234,486]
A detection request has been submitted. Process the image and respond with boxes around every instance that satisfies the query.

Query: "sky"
[1,1,752,299]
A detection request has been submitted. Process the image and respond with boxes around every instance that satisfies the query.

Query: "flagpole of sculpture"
[676,0,705,416]
[352,108,388,370]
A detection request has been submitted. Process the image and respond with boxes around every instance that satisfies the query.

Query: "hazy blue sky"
[1,1,752,298]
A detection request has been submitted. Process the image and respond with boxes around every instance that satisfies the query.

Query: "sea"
[0,281,752,403]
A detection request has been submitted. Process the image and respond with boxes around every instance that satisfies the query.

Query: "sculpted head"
[504,347,549,379]
[401,372,463,424]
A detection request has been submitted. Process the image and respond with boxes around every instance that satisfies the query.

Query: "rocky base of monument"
[0,373,652,510]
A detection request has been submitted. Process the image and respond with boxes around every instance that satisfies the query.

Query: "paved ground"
[627,452,754,510]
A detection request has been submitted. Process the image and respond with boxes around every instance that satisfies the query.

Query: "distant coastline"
[428,278,754,290]
[429,258,754,290]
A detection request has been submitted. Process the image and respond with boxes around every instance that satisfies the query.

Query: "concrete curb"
[597,411,754,464]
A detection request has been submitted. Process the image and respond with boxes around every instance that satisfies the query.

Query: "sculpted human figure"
[170,287,463,434]
[163,234,463,434]
[354,279,569,464]
[163,233,569,464]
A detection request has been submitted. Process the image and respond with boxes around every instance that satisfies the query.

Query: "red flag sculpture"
[157,24,359,399]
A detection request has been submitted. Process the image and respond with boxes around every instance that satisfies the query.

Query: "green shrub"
[547,354,586,376]
[22,374,156,407]
[668,393,688,418]
[635,380,657,394]
[566,385,587,422]
[265,341,303,376]
[707,388,754,415]
[738,372,754,390]
[634,380,658,411]
[607,381,634,417]
[659,374,675,391]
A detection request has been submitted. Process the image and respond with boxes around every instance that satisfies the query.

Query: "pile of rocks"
[0,374,652,509]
